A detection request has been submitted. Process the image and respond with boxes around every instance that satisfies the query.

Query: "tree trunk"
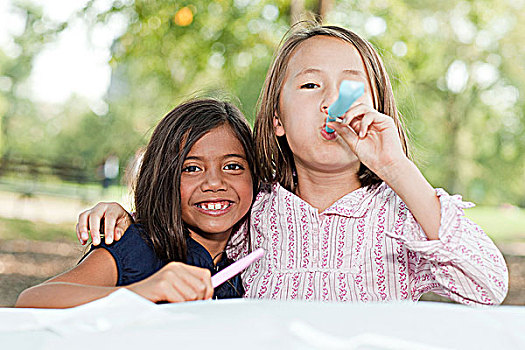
[315,0,334,21]
[290,0,305,25]
[290,0,334,25]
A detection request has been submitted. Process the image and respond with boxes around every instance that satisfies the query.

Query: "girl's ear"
[273,115,285,137]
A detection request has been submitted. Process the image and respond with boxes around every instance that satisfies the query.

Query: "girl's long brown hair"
[134,99,257,262]
[254,23,410,192]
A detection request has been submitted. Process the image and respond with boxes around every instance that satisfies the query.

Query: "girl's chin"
[304,152,359,169]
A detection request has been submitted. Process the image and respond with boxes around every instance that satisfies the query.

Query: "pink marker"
[211,248,265,288]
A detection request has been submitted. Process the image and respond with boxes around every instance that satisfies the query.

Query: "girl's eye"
[224,163,244,171]
[182,165,201,173]
[300,82,319,89]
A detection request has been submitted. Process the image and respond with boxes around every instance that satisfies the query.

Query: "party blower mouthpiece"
[325,80,365,133]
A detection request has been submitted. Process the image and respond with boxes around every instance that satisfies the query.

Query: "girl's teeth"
[200,202,229,210]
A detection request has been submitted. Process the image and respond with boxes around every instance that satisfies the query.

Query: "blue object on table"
[325,80,365,133]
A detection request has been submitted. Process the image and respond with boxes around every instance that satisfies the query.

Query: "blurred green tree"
[0,2,66,160]
[1,0,524,206]
[327,0,525,205]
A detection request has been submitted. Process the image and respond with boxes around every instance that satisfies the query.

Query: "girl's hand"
[330,105,442,240]
[126,262,213,303]
[327,104,407,180]
[76,202,133,246]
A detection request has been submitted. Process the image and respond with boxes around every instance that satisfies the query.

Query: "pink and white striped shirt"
[234,182,508,305]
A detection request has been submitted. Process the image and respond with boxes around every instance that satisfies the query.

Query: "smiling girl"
[15,99,257,308]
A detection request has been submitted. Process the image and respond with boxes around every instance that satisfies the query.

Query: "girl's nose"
[201,169,227,192]
[320,85,338,114]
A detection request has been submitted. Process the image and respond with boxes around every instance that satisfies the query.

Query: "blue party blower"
[325,80,365,133]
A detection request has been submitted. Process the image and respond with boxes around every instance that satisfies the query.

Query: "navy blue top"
[93,224,244,299]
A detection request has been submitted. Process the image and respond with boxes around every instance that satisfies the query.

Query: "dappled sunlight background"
[0,0,524,306]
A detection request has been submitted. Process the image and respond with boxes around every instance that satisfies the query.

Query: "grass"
[0,176,129,203]
[0,178,132,243]
[0,206,524,244]
[465,206,525,242]
[0,217,77,242]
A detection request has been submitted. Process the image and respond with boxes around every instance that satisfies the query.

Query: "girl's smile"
[195,200,232,213]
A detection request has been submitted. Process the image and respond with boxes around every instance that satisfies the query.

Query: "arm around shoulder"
[77,202,133,246]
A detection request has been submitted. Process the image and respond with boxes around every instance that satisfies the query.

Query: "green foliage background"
[1,0,524,206]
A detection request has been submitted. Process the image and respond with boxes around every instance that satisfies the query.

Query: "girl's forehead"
[285,36,365,76]
[188,124,245,156]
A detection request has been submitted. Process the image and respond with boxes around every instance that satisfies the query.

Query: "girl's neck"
[294,166,361,213]
[189,231,230,265]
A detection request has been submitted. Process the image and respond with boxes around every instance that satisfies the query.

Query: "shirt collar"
[186,237,230,270]
[273,181,387,218]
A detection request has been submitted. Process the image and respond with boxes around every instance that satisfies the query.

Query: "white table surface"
[1,289,524,350]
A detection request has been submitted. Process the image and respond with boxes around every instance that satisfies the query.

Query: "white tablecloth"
[1,289,524,349]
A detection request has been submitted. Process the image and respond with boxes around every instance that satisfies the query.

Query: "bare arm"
[15,249,120,308]
[378,158,440,239]
[15,248,214,309]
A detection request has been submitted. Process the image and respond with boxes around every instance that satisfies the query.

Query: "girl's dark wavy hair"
[254,22,410,192]
[134,99,258,262]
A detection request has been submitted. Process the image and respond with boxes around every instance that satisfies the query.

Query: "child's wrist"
[380,158,435,201]
[375,157,413,183]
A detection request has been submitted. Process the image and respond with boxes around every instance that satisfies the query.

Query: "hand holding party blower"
[325,80,365,133]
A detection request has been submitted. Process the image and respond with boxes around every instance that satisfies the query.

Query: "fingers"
[76,202,132,246]
[340,104,393,137]
[114,226,122,242]
[327,106,380,154]
[357,113,375,138]
[169,268,213,302]
[328,120,360,153]
[342,104,372,135]
[109,203,132,242]
[104,214,116,245]
[88,210,103,246]
[75,223,85,245]
[329,104,405,177]
[132,263,213,303]
[77,211,91,245]
[165,264,213,302]
[183,265,213,300]
[102,202,123,245]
